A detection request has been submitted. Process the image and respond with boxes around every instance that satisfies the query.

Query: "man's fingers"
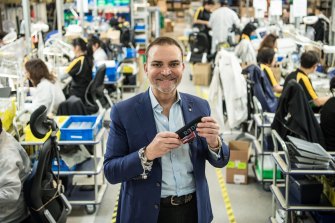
[158,132,179,139]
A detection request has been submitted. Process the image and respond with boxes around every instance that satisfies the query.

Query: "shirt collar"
[297,68,307,76]
[149,87,182,109]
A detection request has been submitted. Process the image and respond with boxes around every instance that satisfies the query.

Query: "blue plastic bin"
[52,159,76,171]
[134,25,146,31]
[125,48,137,59]
[135,38,146,43]
[60,115,102,141]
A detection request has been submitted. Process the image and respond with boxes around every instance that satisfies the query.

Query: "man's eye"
[170,62,180,68]
[152,63,162,67]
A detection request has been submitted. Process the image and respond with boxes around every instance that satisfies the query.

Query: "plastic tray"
[60,115,102,141]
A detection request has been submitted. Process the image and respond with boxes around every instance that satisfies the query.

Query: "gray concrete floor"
[66,20,273,223]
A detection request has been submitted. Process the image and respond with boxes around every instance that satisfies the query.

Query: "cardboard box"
[192,63,212,86]
[157,0,167,13]
[239,7,255,17]
[226,140,251,184]
[165,19,174,32]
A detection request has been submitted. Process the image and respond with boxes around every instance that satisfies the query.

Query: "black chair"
[85,64,113,112]
[187,31,209,63]
[24,105,71,223]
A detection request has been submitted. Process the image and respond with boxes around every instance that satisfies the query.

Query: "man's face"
[144,44,184,96]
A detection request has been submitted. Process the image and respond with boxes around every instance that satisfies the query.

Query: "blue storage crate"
[60,115,102,141]
[124,48,137,59]
[134,24,146,31]
[135,38,146,43]
[105,60,119,81]
[52,159,76,171]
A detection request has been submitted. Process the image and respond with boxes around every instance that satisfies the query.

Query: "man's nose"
[160,67,172,75]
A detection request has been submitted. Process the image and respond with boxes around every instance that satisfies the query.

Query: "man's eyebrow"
[169,60,181,63]
[150,60,163,63]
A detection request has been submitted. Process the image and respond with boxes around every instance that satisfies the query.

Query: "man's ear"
[144,63,148,75]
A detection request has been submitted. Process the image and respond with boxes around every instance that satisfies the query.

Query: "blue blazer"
[104,90,230,223]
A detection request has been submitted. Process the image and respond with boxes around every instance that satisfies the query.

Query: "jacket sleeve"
[66,57,84,78]
[103,105,146,184]
[0,149,22,204]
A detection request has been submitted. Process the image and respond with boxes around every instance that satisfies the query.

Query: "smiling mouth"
[157,78,176,81]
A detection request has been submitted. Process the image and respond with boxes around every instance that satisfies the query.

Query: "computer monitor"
[0,87,11,98]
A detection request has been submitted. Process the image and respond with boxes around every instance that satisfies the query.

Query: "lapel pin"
[188,107,192,112]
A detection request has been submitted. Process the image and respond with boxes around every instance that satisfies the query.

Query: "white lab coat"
[25,78,65,114]
[234,39,257,65]
[209,49,248,129]
[93,47,108,63]
[0,130,31,223]
[208,7,240,54]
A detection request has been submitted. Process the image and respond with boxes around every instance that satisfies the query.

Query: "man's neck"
[299,67,311,75]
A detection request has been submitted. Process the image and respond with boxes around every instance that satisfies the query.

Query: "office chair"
[85,64,113,112]
[24,105,71,223]
[187,31,208,63]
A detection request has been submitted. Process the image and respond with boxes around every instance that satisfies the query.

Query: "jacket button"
[156,182,160,187]
[154,204,159,209]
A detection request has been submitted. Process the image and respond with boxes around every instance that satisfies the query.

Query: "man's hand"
[196,117,221,148]
[145,132,182,160]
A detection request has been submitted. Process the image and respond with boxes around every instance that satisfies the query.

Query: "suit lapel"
[135,90,157,143]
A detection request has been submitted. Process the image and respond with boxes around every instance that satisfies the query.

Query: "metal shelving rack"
[21,127,107,214]
[252,97,280,190]
[270,130,335,223]
[131,0,149,47]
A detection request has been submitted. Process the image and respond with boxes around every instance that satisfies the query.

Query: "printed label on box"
[237,162,247,169]
[227,161,235,169]
[227,160,247,169]
[233,175,246,184]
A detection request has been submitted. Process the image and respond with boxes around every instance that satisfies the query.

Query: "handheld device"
[175,116,203,144]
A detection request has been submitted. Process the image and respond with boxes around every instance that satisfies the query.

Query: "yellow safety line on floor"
[195,86,208,100]
[195,86,236,222]
[111,190,120,223]
[215,168,237,223]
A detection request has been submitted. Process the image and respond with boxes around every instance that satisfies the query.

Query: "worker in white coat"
[208,0,240,54]
[24,58,65,114]
[0,119,31,223]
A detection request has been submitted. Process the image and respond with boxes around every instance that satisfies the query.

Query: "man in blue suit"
[104,37,230,223]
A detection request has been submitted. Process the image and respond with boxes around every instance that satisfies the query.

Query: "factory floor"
[66,20,273,223]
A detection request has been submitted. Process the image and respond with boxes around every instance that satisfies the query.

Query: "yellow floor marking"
[194,86,236,223]
[215,168,237,223]
[111,190,120,223]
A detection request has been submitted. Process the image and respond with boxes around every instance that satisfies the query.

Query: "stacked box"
[226,140,251,184]
[193,63,212,86]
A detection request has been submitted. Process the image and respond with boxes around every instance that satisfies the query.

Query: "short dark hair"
[257,47,275,65]
[300,50,320,69]
[89,35,101,47]
[145,36,184,62]
[220,0,228,6]
[241,23,257,37]
[203,0,215,6]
